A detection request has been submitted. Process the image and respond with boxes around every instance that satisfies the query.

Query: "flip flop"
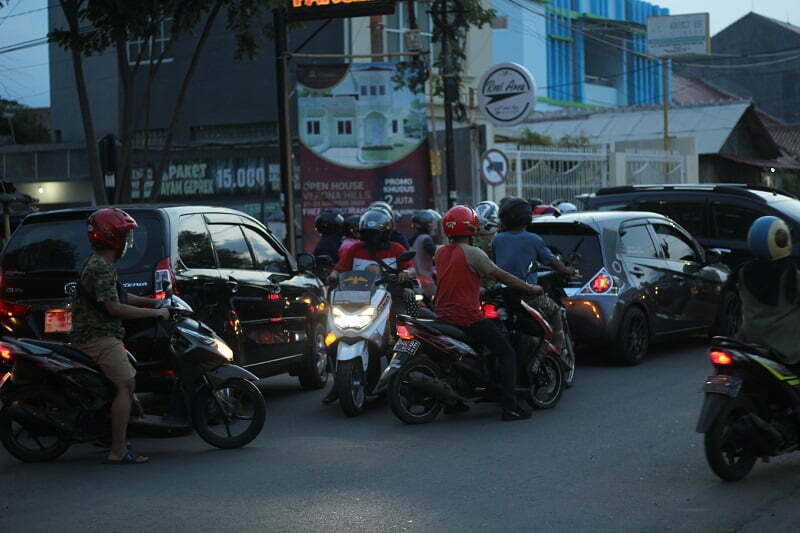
[103,450,149,465]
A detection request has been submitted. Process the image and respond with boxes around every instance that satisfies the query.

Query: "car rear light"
[154,258,177,299]
[710,350,734,365]
[0,344,12,361]
[396,325,413,340]
[0,299,31,317]
[590,272,612,293]
[483,303,499,319]
[266,293,281,301]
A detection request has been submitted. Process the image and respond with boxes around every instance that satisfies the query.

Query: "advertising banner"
[297,62,430,251]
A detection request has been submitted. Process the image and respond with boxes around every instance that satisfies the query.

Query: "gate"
[625,151,686,185]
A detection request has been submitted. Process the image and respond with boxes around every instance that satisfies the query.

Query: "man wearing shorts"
[71,208,169,464]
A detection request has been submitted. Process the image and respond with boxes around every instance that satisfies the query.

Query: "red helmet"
[532,205,561,217]
[442,205,479,237]
[88,208,138,256]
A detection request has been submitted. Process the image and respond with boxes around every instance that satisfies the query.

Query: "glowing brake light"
[266,293,281,301]
[590,273,612,293]
[396,325,413,340]
[483,303,499,319]
[710,350,734,365]
[0,299,31,318]
[0,345,12,360]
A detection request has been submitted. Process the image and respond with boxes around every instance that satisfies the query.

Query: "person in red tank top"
[435,206,544,421]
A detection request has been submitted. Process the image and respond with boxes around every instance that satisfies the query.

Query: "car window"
[653,224,699,263]
[208,224,254,269]
[242,226,289,273]
[2,216,162,274]
[712,204,761,241]
[637,201,707,237]
[178,215,215,269]
[532,223,604,285]
[619,225,659,258]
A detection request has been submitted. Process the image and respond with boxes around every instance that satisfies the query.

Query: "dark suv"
[582,184,800,268]
[0,206,329,389]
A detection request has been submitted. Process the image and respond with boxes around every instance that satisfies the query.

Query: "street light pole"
[438,0,457,207]
[274,7,296,255]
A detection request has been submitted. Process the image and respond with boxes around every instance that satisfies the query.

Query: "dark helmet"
[359,208,393,249]
[411,209,441,232]
[499,197,532,229]
[343,215,360,238]
[527,197,544,209]
[314,210,344,235]
[369,200,401,226]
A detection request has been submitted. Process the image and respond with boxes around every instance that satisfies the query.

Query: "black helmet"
[314,210,344,235]
[527,197,544,209]
[359,208,392,249]
[499,197,532,229]
[411,209,440,232]
[369,201,400,227]
[343,215,360,238]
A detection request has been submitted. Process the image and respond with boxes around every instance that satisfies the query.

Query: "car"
[0,205,330,389]
[530,211,735,365]
[580,184,800,269]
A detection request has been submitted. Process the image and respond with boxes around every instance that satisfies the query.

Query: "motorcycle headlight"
[213,338,234,361]
[332,306,376,330]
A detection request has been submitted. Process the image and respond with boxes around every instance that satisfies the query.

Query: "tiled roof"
[768,125,800,158]
[672,75,735,106]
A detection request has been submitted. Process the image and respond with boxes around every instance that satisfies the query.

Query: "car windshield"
[529,223,604,284]
[2,215,163,274]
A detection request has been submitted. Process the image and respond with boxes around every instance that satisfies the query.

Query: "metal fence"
[625,151,686,185]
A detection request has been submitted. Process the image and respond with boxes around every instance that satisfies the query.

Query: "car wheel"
[613,307,649,366]
[297,323,329,390]
[711,291,741,339]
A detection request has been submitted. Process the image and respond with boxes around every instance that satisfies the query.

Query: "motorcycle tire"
[704,396,758,482]
[389,356,443,425]
[192,378,266,449]
[562,317,576,388]
[336,359,366,417]
[297,323,329,390]
[0,389,71,463]
[526,353,564,410]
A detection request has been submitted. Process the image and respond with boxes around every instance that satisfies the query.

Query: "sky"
[0,0,797,109]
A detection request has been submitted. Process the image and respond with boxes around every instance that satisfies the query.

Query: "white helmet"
[555,201,578,214]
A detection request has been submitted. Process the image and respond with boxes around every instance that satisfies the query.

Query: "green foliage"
[0,99,50,144]
[558,134,591,147]
[404,99,427,139]
[515,128,592,148]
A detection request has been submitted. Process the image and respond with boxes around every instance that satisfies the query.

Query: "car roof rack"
[594,183,796,201]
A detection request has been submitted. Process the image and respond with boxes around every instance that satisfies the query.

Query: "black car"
[531,211,735,365]
[0,206,329,389]
[581,184,800,268]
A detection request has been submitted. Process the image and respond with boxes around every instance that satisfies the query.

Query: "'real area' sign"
[477,62,536,127]
[287,0,395,22]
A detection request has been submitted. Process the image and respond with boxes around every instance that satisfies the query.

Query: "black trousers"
[462,319,517,410]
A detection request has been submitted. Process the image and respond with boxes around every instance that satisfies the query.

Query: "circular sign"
[481,149,509,186]
[477,62,537,127]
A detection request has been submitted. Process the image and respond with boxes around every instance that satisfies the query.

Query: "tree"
[0,99,51,144]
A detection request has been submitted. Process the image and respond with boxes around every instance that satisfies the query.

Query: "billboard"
[297,62,431,251]
[647,13,710,58]
[287,0,395,22]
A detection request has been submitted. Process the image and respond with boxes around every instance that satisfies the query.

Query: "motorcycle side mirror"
[296,252,316,273]
[397,250,416,264]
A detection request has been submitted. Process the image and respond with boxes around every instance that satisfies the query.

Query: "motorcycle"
[0,294,266,463]
[326,250,417,417]
[377,287,564,425]
[696,336,800,481]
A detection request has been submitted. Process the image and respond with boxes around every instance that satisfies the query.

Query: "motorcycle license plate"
[394,339,420,355]
[702,375,742,397]
[44,310,72,333]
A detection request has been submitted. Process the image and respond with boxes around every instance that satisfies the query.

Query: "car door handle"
[225,278,239,293]
[630,267,645,278]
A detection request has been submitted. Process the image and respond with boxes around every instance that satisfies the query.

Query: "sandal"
[103,450,149,465]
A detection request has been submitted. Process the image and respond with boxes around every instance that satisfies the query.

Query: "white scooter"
[326,251,415,417]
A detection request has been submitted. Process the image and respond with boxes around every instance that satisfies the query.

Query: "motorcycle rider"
[313,209,345,264]
[493,198,575,354]
[435,205,543,421]
[70,208,170,464]
[410,209,441,300]
[370,201,410,249]
[474,201,500,254]
[736,216,800,364]
[338,215,361,257]
[323,207,416,404]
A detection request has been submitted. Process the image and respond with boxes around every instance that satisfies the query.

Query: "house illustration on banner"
[298,63,426,168]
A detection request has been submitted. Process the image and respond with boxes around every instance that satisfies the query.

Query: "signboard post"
[480,149,509,187]
[477,62,537,127]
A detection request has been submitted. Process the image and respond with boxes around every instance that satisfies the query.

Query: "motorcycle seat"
[20,339,97,368]
[418,320,475,344]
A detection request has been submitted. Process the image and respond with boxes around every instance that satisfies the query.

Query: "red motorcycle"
[377,288,564,424]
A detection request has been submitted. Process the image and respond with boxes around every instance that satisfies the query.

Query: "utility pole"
[661,59,670,152]
[436,0,457,207]
[274,7,296,255]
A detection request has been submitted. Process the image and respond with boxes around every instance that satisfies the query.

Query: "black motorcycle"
[697,336,800,481]
[0,295,266,462]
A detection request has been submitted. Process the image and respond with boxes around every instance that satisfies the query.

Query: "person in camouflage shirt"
[72,208,169,464]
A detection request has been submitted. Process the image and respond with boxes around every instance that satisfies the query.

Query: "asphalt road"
[3,339,800,533]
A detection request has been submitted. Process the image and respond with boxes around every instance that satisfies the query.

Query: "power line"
[0,2,56,20]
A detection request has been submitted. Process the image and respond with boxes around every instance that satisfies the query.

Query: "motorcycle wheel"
[192,378,266,449]
[389,356,443,425]
[526,353,564,410]
[704,397,758,482]
[335,359,366,417]
[562,317,576,388]
[0,389,71,463]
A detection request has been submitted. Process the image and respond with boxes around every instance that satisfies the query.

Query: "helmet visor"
[121,229,136,258]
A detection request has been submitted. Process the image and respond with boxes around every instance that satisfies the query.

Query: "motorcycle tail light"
[397,325,414,340]
[0,344,12,361]
[590,273,612,293]
[710,350,733,365]
[483,303,499,319]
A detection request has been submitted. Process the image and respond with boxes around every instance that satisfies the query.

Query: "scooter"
[378,287,564,425]
[696,336,800,481]
[0,294,266,462]
[325,251,416,417]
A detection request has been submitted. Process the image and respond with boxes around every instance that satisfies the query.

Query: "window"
[370,86,377,96]
[619,225,659,258]
[392,120,398,134]
[306,120,320,135]
[384,2,436,61]
[379,85,386,95]
[127,17,173,65]
[337,120,352,135]
[178,215,215,269]
[638,201,708,238]
[208,224,253,269]
[712,205,762,241]
[360,86,368,96]
[242,227,288,273]
[653,224,699,263]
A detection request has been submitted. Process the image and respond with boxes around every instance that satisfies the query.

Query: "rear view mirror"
[398,250,416,263]
[296,252,316,273]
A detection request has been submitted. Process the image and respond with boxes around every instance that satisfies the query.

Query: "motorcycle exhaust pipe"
[5,404,77,435]
[745,413,785,449]
[407,374,466,405]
